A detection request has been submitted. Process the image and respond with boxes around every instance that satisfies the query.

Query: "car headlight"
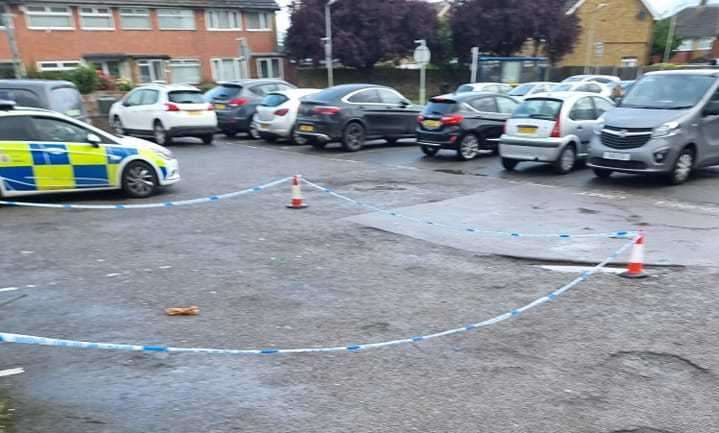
[652,121,680,138]
[155,148,174,160]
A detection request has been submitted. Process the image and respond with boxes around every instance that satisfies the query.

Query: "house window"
[621,57,638,67]
[93,61,121,77]
[169,59,201,84]
[698,37,716,51]
[24,5,74,29]
[157,9,195,30]
[246,12,271,31]
[138,60,165,83]
[79,7,114,30]
[120,8,151,30]
[37,61,82,72]
[211,58,245,81]
[256,58,282,79]
[0,4,7,29]
[676,39,694,52]
[206,10,241,30]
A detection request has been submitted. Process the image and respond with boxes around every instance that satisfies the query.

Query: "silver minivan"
[499,92,615,174]
[588,70,719,184]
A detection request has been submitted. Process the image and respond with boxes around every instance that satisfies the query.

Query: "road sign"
[414,44,431,66]
[594,41,604,58]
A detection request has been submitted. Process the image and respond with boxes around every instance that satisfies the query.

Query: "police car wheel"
[122,161,158,198]
[154,122,172,146]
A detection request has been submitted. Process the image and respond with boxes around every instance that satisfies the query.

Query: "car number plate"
[603,151,631,161]
[187,111,202,116]
[259,122,270,130]
[214,103,226,110]
[518,126,537,134]
[422,120,441,129]
[299,124,315,132]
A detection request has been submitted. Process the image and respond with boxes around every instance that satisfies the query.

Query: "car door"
[567,97,597,155]
[0,115,38,193]
[137,89,160,132]
[120,89,146,132]
[699,86,719,163]
[345,88,385,136]
[465,96,508,140]
[377,88,418,136]
[28,115,112,190]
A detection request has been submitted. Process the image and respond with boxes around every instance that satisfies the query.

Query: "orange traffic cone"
[621,232,648,279]
[286,175,308,209]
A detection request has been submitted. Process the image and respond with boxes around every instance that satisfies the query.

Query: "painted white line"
[0,368,24,377]
[538,265,625,275]
[0,287,19,293]
[105,273,121,278]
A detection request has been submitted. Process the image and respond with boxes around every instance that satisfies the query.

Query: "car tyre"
[112,116,125,136]
[592,168,613,178]
[421,146,439,157]
[122,161,158,198]
[553,145,576,175]
[201,134,214,145]
[456,133,481,161]
[342,122,366,152]
[153,121,172,146]
[667,147,695,185]
[289,126,307,145]
[502,158,519,171]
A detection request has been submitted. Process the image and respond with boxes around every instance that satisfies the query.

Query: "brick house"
[559,0,660,67]
[671,4,719,64]
[0,0,286,84]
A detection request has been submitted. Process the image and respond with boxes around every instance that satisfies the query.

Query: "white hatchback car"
[253,88,320,144]
[109,84,217,146]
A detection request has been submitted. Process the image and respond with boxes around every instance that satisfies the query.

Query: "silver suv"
[588,70,719,184]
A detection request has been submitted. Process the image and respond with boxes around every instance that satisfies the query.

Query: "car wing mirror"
[87,133,102,146]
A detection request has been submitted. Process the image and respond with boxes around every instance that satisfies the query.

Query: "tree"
[652,18,682,59]
[528,0,581,65]
[285,0,438,71]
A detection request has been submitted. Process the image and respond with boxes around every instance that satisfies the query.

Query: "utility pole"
[414,40,430,105]
[470,47,479,83]
[1,9,24,78]
[663,14,677,64]
[323,0,338,87]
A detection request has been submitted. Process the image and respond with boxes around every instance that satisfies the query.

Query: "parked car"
[0,79,87,122]
[110,83,217,146]
[561,74,621,85]
[254,88,320,144]
[551,81,613,98]
[507,82,557,100]
[0,101,179,199]
[499,92,615,174]
[588,70,719,185]
[455,82,513,94]
[416,92,519,160]
[294,84,421,151]
[204,79,296,138]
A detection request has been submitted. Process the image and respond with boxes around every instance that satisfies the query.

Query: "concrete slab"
[348,184,719,267]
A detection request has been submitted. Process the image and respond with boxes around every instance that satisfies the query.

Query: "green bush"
[26,65,100,94]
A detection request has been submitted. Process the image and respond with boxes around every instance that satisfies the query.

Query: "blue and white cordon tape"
[0,176,293,210]
[0,239,634,356]
[301,178,635,240]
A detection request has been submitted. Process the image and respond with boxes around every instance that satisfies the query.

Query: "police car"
[0,101,179,199]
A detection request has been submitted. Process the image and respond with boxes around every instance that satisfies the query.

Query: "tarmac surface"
[1,136,717,433]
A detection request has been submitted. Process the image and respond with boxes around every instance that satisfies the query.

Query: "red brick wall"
[1,5,279,80]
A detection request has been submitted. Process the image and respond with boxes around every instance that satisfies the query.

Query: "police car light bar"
[0,100,17,111]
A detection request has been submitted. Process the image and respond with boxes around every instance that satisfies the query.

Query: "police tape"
[301,178,635,239]
[0,176,294,210]
[0,239,634,356]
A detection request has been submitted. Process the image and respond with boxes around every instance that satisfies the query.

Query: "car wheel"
[667,147,695,185]
[421,146,439,157]
[201,134,214,145]
[456,133,481,160]
[249,117,261,140]
[153,121,172,146]
[122,161,158,198]
[289,126,307,145]
[501,157,519,171]
[112,116,125,136]
[592,168,613,178]
[342,122,366,152]
[553,145,576,175]
[311,140,327,150]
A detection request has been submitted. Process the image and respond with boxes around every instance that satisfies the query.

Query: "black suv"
[417,92,519,160]
[294,84,421,151]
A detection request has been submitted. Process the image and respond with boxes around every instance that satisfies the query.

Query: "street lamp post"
[324,0,338,87]
[584,2,607,74]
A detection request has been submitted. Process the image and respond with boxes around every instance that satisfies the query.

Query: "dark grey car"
[204,79,296,138]
[0,79,87,122]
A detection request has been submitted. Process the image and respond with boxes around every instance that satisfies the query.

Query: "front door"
[699,87,719,163]
[376,88,418,136]
[567,97,598,156]
[346,88,385,136]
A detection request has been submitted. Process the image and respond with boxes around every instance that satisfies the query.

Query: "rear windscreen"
[205,85,241,101]
[49,87,84,117]
[168,91,205,104]
[513,99,563,120]
[261,94,289,107]
[423,101,458,115]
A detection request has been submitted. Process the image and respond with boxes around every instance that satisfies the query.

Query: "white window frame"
[698,37,716,51]
[206,9,242,31]
[169,59,202,84]
[79,6,114,31]
[245,12,271,31]
[210,58,245,81]
[676,39,694,52]
[157,8,196,31]
[137,59,166,83]
[256,58,283,79]
[37,60,82,72]
[23,4,74,30]
[119,7,151,30]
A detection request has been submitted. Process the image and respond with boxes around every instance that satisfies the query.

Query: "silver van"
[588,70,719,184]
[0,79,87,122]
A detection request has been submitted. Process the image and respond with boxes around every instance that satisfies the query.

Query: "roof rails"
[0,100,16,111]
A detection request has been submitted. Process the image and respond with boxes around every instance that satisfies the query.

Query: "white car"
[455,82,513,94]
[561,74,621,85]
[109,84,217,146]
[550,81,613,99]
[507,82,558,100]
[254,88,320,144]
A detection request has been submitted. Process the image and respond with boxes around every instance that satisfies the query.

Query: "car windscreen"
[0,88,42,108]
[619,74,716,110]
[49,87,84,117]
[508,84,534,96]
[513,98,563,120]
[168,91,205,104]
[423,100,458,115]
[205,85,242,101]
[261,93,289,107]
[455,85,474,93]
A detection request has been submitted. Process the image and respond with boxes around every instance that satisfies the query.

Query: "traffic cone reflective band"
[621,232,648,279]
[287,175,308,209]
